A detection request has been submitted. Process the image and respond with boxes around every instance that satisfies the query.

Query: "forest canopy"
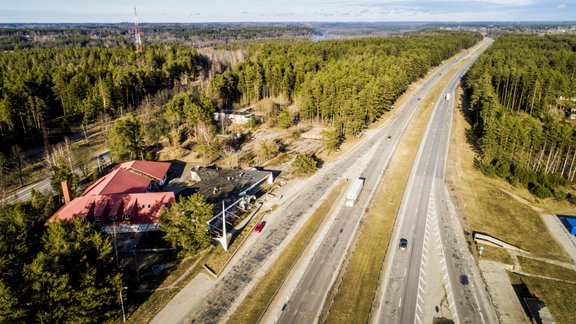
[209,31,482,137]
[464,33,576,200]
[0,45,201,147]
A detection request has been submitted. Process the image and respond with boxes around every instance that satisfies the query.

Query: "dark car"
[399,238,408,251]
[254,221,265,233]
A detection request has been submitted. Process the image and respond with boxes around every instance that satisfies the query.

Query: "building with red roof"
[51,160,174,233]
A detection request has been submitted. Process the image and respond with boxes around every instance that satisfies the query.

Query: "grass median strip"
[323,57,462,324]
[229,180,346,324]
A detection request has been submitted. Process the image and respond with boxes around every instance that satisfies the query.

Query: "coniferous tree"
[160,194,214,255]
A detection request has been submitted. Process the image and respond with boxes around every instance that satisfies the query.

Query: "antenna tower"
[133,7,143,52]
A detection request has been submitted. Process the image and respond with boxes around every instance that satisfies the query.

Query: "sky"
[1,0,575,23]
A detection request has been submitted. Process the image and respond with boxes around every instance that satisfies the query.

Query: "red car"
[254,222,265,233]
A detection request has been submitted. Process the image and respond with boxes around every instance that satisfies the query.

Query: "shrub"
[292,153,318,176]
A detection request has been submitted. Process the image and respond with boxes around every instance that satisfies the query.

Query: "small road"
[1,150,111,204]
[374,38,497,324]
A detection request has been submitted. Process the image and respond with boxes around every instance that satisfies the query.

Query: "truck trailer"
[445,93,451,100]
[345,177,365,207]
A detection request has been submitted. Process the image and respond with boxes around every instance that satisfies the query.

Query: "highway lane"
[269,41,492,324]
[153,40,490,324]
[374,38,496,324]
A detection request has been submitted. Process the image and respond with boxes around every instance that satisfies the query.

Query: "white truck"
[345,177,365,207]
[445,93,451,100]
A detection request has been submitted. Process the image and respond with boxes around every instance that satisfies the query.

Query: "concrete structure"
[473,232,530,253]
[51,160,174,233]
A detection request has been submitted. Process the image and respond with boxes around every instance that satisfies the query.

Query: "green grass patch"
[518,256,576,282]
[478,245,513,265]
[229,181,346,324]
[509,273,576,324]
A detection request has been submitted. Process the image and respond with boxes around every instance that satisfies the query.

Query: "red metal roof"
[82,160,170,196]
[82,167,151,196]
[119,160,171,181]
[51,160,174,227]
[50,192,175,225]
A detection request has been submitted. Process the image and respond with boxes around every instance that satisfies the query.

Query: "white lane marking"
[473,290,481,310]
[399,297,402,307]
[404,268,407,277]
[415,312,423,324]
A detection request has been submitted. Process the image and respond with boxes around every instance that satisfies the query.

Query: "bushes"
[291,153,318,176]
[480,156,575,201]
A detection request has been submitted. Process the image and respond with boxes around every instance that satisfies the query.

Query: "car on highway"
[254,221,265,233]
[399,238,408,251]
[387,135,392,140]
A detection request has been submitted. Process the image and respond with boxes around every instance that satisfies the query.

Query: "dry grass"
[446,89,571,262]
[478,245,513,264]
[509,273,576,324]
[517,256,576,282]
[126,204,268,323]
[229,181,346,324]
[323,56,464,324]
[205,210,264,274]
[125,254,205,323]
[446,50,576,324]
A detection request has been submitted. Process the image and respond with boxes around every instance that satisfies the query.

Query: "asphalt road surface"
[374,38,498,324]
[1,150,110,204]
[269,40,495,324]
[153,39,494,324]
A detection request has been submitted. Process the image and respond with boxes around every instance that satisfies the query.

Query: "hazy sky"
[1,0,575,23]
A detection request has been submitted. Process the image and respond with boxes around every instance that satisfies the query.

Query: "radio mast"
[133,7,142,52]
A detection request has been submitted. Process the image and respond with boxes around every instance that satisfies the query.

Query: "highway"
[152,40,494,324]
[374,38,497,324]
[161,42,477,324]
[268,40,495,324]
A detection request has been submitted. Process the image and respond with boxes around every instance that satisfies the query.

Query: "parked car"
[255,221,265,233]
[399,238,408,251]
